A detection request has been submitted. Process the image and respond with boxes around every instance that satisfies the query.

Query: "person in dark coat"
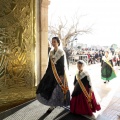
[99,51,103,63]
[117,52,120,66]
[64,47,72,69]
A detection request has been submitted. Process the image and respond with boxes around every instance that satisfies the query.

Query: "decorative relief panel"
[0,0,35,112]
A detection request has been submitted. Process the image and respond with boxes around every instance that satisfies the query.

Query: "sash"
[76,73,92,108]
[50,59,69,99]
[104,59,116,75]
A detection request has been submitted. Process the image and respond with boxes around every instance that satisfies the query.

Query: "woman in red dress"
[70,60,101,117]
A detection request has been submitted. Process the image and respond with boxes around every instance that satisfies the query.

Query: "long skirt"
[101,62,116,81]
[37,85,70,107]
[70,92,101,116]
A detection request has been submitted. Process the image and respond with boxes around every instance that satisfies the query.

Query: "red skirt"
[70,92,101,116]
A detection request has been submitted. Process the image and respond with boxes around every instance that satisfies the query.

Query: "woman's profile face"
[77,63,83,71]
[52,39,59,48]
[105,51,109,57]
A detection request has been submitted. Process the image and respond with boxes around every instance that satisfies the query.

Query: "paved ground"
[1,63,120,120]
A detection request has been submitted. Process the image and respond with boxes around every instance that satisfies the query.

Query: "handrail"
[69,55,88,65]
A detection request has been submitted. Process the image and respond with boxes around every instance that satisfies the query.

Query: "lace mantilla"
[50,48,64,64]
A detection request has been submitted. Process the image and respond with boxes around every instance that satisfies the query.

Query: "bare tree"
[48,13,92,47]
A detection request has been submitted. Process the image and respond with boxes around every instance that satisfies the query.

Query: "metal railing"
[69,55,88,65]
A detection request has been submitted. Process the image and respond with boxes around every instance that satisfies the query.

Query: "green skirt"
[101,62,116,81]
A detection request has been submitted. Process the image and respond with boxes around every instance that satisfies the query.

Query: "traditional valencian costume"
[36,48,70,107]
[101,55,116,82]
[70,61,101,116]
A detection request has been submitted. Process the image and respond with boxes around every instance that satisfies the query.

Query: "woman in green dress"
[101,51,116,83]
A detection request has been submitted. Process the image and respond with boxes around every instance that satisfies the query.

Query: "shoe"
[46,107,55,113]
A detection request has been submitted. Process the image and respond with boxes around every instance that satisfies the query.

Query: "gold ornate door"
[0,0,36,112]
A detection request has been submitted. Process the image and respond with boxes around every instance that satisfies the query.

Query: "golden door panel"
[0,0,36,112]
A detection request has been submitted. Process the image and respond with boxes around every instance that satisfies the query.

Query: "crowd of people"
[64,48,120,66]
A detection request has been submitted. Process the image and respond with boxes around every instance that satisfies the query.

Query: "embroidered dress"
[101,56,116,81]
[36,48,70,107]
[70,71,101,116]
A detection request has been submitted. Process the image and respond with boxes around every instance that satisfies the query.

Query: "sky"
[48,0,120,46]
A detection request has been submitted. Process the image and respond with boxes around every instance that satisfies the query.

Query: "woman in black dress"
[36,37,70,113]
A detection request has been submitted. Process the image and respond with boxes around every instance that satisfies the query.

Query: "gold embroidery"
[50,58,69,99]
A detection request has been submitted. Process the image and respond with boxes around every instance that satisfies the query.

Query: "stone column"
[36,0,50,85]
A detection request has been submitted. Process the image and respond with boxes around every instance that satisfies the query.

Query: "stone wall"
[35,0,50,85]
